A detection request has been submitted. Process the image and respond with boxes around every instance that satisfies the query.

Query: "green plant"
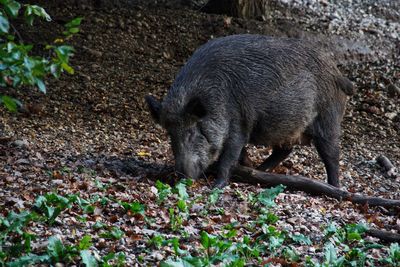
[99,252,126,267]
[155,180,172,204]
[155,180,192,232]
[6,235,97,266]
[381,243,400,266]
[33,193,77,224]
[0,211,39,261]
[0,1,81,111]
[119,200,145,215]
[99,227,124,240]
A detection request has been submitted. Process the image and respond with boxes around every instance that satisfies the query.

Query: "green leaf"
[47,236,66,260]
[224,229,237,239]
[25,14,34,26]
[291,233,312,245]
[209,188,222,205]
[1,95,18,112]
[79,235,93,250]
[120,201,145,214]
[324,242,337,265]
[99,227,124,240]
[160,258,197,267]
[156,180,172,203]
[3,0,21,18]
[256,184,285,207]
[346,232,362,241]
[61,62,74,74]
[389,243,400,262]
[65,17,83,28]
[177,199,187,212]
[282,246,300,262]
[35,78,46,93]
[68,27,80,34]
[81,250,98,267]
[200,231,210,249]
[7,253,50,267]
[24,5,51,22]
[54,45,74,62]
[0,11,10,33]
[175,182,189,200]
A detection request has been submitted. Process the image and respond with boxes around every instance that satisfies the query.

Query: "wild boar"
[146,34,353,188]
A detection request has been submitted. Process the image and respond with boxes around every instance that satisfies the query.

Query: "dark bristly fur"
[146,34,354,188]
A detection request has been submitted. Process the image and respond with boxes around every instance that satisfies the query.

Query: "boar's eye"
[185,98,207,120]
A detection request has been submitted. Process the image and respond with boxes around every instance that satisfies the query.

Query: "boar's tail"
[335,76,355,96]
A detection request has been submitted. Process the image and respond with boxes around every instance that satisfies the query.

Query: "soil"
[0,0,399,265]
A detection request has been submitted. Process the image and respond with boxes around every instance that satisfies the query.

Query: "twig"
[10,23,23,43]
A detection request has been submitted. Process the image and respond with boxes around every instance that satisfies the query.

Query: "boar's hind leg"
[313,133,341,188]
[256,147,293,171]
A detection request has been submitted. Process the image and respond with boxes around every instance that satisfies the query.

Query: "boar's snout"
[175,155,202,180]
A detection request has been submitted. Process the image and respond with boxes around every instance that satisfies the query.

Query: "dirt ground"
[0,0,399,265]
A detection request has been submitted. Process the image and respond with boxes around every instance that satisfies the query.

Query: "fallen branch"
[110,158,400,209]
[366,228,400,243]
[232,165,400,209]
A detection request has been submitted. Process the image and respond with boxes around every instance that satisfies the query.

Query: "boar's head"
[145,95,226,180]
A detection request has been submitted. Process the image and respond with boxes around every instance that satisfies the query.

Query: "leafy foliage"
[0,181,398,266]
[0,0,81,111]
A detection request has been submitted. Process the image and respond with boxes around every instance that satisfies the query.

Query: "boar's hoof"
[213,178,229,189]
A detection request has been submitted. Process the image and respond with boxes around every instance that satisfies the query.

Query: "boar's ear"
[145,95,162,124]
[185,97,207,120]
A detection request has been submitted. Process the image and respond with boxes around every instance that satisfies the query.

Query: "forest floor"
[1,0,399,265]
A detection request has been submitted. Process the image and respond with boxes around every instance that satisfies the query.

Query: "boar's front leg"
[257,146,293,171]
[214,129,248,188]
